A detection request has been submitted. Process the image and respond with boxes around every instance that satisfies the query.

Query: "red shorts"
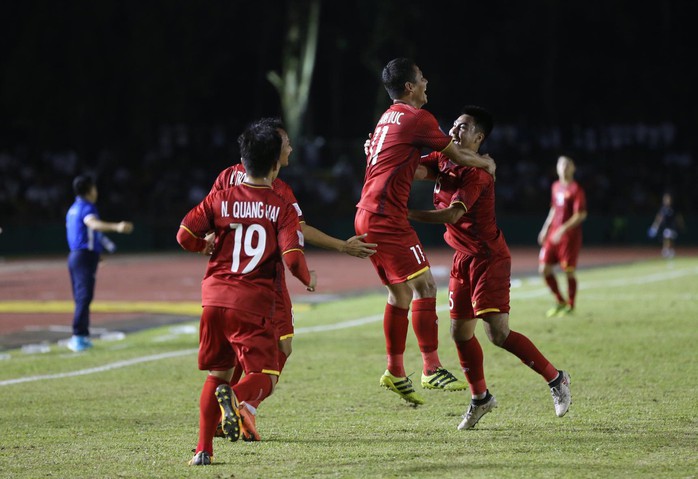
[539,234,582,271]
[354,208,430,285]
[449,250,511,319]
[197,306,279,376]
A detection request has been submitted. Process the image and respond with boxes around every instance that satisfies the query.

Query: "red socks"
[544,274,565,304]
[384,303,409,376]
[411,298,441,374]
[196,375,228,455]
[454,336,486,396]
[567,276,577,308]
[502,331,558,382]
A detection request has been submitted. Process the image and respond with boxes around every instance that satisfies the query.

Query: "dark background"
[1,0,696,252]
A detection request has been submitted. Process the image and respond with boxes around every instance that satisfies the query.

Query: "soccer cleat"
[379,370,425,406]
[546,303,566,318]
[555,305,574,317]
[549,370,572,417]
[457,393,498,430]
[239,402,261,442]
[66,335,92,352]
[214,422,225,438]
[215,384,241,442]
[188,451,212,466]
[421,367,468,391]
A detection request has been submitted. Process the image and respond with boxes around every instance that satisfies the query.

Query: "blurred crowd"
[0,120,693,233]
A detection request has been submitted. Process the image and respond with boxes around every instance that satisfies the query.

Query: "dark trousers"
[68,250,100,336]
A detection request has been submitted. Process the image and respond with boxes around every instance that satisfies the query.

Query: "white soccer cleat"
[457,393,497,430]
[550,370,571,417]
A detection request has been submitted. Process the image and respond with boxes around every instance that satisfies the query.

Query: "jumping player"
[355,58,496,405]
[408,105,572,429]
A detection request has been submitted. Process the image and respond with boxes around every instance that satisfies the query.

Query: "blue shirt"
[66,197,103,253]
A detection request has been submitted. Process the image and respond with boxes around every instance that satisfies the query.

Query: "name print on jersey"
[378,110,404,126]
[221,200,280,223]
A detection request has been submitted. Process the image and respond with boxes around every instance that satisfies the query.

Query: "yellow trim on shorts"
[262,369,281,376]
[282,248,304,255]
[279,333,294,341]
[407,265,430,281]
[476,308,501,316]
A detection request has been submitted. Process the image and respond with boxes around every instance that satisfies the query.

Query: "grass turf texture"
[0,257,696,478]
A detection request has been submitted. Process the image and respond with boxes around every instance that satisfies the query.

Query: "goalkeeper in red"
[408,106,572,429]
[177,121,316,466]
[355,58,496,405]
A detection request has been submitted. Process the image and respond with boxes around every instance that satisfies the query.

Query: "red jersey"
[549,180,587,241]
[422,152,508,258]
[357,103,452,217]
[209,163,304,300]
[179,183,304,315]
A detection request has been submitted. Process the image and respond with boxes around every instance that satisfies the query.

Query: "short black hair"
[460,105,494,141]
[382,58,417,100]
[72,175,95,196]
[255,116,286,133]
[237,120,282,178]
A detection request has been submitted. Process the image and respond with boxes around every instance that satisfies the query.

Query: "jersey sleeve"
[420,151,440,176]
[453,169,490,211]
[413,110,452,152]
[573,185,587,213]
[275,179,305,224]
[277,201,311,285]
[178,195,215,249]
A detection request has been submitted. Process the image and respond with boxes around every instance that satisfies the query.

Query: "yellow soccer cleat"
[379,370,425,406]
[421,367,468,391]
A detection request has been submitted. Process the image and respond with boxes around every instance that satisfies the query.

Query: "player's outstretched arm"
[302,224,376,258]
[442,143,496,177]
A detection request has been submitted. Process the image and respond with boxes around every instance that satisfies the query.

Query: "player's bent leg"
[239,402,261,441]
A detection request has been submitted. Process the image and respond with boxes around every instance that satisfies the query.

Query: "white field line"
[2,266,696,387]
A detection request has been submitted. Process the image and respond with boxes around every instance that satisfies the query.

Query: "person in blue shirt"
[65,175,134,352]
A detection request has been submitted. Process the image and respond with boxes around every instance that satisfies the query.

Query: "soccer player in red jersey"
[408,105,572,429]
[537,156,587,317]
[209,117,376,439]
[177,121,316,466]
[355,58,496,405]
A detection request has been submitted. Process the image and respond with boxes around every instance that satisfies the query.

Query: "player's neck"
[244,176,273,187]
[393,98,421,109]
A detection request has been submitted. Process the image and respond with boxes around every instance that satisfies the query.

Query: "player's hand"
[306,271,317,292]
[551,229,564,245]
[647,226,658,239]
[117,221,134,234]
[342,233,377,258]
[202,232,215,255]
